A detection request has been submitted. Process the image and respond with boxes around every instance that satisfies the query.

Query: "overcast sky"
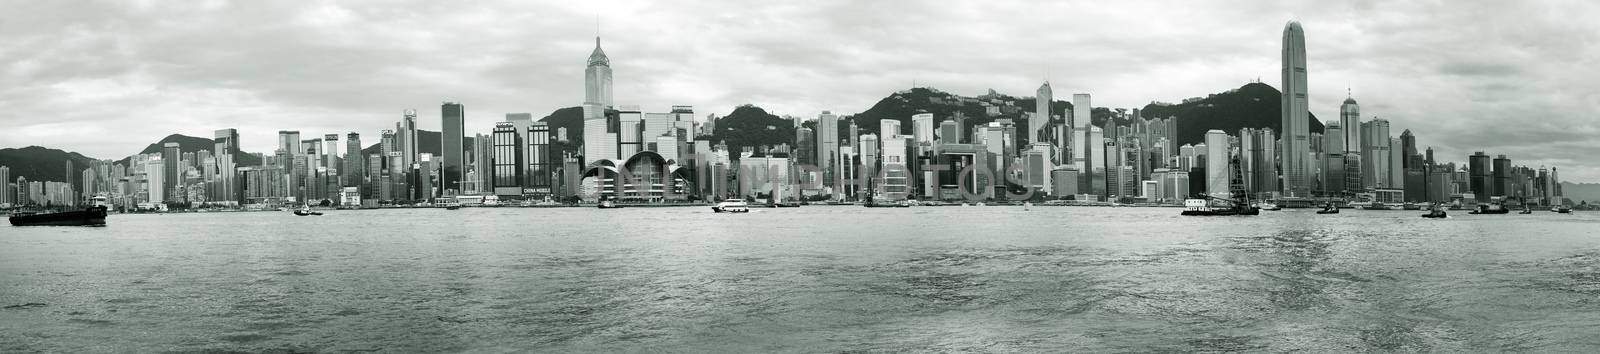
[2,0,1596,181]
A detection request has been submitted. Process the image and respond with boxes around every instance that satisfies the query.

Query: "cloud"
[0,0,1596,181]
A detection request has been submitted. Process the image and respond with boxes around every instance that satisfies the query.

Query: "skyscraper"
[162,142,180,195]
[1361,119,1392,188]
[344,132,364,187]
[585,37,614,109]
[278,131,302,155]
[817,111,839,192]
[1400,129,1417,170]
[400,110,418,170]
[582,38,617,163]
[441,102,465,196]
[1469,152,1491,202]
[1205,130,1229,198]
[1033,81,1051,145]
[1340,95,1360,154]
[1280,21,1311,197]
[0,166,11,206]
[1072,93,1091,174]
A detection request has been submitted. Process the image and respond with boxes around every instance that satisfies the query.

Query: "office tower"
[504,113,534,181]
[278,130,302,155]
[1240,128,1278,196]
[400,109,418,170]
[491,122,522,196]
[585,37,613,109]
[1280,21,1311,197]
[880,120,909,201]
[1072,94,1091,172]
[1492,155,1511,198]
[161,142,180,194]
[527,123,553,197]
[1324,122,1344,154]
[1360,119,1392,188]
[1341,95,1360,154]
[1033,81,1051,144]
[145,156,165,203]
[1400,129,1418,170]
[1469,152,1491,202]
[817,111,839,192]
[0,166,10,206]
[912,113,934,151]
[1389,137,1404,191]
[441,102,465,196]
[213,128,239,154]
[938,120,959,145]
[1204,130,1229,198]
[344,132,364,187]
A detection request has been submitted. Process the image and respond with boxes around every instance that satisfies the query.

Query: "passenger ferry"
[712,199,750,213]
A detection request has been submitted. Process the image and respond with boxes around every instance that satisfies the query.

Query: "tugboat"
[1422,203,1448,218]
[712,199,750,213]
[293,206,323,216]
[597,196,623,209]
[9,205,110,226]
[1316,202,1340,214]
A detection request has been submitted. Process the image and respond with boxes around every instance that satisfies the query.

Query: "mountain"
[359,130,477,158]
[1561,182,1600,204]
[538,106,585,145]
[1140,82,1325,146]
[0,146,98,183]
[708,105,795,151]
[844,87,1072,138]
[115,134,263,167]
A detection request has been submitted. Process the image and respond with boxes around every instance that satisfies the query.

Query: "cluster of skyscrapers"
[0,22,1573,209]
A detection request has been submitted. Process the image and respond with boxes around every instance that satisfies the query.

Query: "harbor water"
[3,207,1599,352]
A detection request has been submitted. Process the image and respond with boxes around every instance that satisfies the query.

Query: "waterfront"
[4,207,1600,352]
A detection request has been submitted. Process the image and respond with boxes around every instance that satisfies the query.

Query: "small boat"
[1257,203,1282,211]
[1316,203,1340,214]
[1422,210,1448,218]
[1468,203,1509,215]
[712,199,750,213]
[293,207,322,216]
[445,205,461,210]
[1402,203,1422,211]
[1180,199,1257,216]
[775,202,801,208]
[9,206,109,226]
[1361,202,1393,211]
[1519,208,1532,214]
[1555,206,1573,214]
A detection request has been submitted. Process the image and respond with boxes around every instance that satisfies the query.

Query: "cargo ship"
[9,205,109,226]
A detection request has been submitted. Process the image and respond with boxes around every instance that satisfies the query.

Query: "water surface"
[3,207,1599,352]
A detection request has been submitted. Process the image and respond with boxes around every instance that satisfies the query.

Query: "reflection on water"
[2,207,1599,352]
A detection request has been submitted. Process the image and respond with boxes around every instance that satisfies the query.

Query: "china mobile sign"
[594,163,1036,201]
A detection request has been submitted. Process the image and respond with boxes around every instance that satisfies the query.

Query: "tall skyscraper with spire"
[583,37,618,162]
[1033,81,1051,146]
[1280,21,1311,197]
[585,37,613,108]
[1340,93,1359,154]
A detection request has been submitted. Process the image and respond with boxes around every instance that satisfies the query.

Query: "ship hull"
[9,206,108,226]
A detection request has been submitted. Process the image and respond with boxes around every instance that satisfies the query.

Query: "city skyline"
[2,1,1597,181]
